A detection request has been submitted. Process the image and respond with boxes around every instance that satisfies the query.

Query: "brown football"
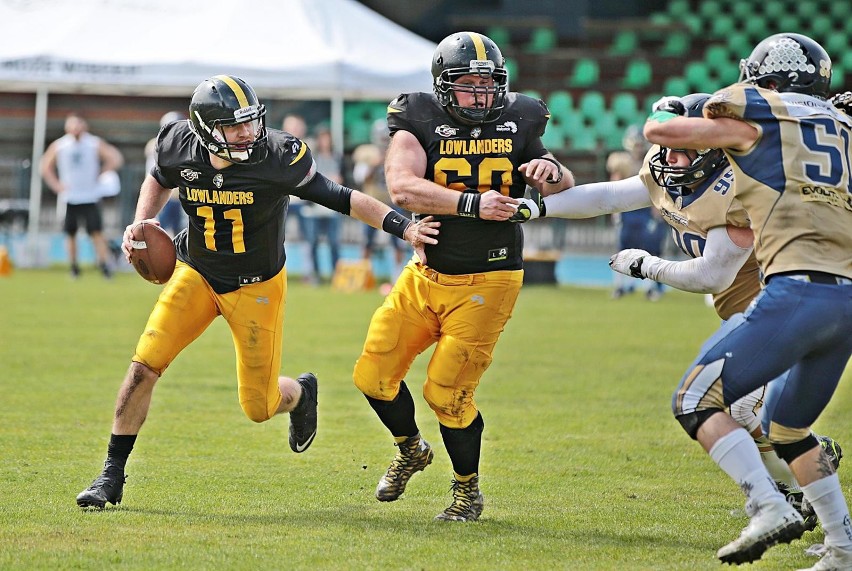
[128,222,176,284]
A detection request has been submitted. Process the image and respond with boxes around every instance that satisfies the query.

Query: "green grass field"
[1,268,849,570]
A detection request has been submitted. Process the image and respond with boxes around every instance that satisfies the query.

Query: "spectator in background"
[353,119,409,281]
[300,124,343,283]
[40,112,124,279]
[281,114,313,280]
[145,111,187,237]
[607,129,666,301]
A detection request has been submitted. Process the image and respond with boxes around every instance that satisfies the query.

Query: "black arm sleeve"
[293,172,353,216]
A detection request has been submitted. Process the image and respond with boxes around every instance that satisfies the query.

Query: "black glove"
[651,96,686,116]
[829,91,852,115]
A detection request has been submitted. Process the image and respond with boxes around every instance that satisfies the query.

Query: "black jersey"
[152,121,317,293]
[388,92,550,274]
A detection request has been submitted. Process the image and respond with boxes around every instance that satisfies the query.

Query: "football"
[128,222,176,284]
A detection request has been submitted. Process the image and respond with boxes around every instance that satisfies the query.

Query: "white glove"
[609,248,651,279]
[508,197,543,222]
[651,96,686,115]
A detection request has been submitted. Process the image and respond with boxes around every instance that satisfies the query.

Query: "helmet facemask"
[650,147,728,190]
[192,105,267,164]
[435,63,508,125]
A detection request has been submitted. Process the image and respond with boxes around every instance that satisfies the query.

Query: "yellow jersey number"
[196,206,246,253]
[433,157,514,195]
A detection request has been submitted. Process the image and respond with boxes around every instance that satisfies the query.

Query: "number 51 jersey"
[387,91,551,274]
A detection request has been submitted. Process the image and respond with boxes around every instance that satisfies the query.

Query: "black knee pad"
[676,408,724,440]
[773,434,819,464]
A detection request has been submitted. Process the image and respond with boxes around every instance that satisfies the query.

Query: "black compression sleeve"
[294,173,353,215]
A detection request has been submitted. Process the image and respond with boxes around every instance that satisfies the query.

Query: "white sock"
[709,428,780,506]
[801,474,852,550]
[760,450,799,490]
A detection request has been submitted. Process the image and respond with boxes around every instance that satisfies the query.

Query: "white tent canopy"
[0,0,436,263]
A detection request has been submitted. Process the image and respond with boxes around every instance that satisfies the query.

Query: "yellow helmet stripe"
[467,32,487,61]
[215,75,250,108]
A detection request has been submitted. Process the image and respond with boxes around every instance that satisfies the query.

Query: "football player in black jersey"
[645,33,852,568]
[352,31,573,522]
[76,75,440,509]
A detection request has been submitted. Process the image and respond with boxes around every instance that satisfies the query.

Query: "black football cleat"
[76,463,126,509]
[289,373,318,453]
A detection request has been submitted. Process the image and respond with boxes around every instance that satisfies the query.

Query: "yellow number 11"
[195,206,246,253]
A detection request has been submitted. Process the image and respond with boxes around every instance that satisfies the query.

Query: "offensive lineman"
[352,31,573,521]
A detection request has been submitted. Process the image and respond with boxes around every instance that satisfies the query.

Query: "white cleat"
[797,545,852,570]
[717,499,805,565]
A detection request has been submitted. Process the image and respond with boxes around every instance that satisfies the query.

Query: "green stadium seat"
[485,26,511,48]
[710,15,735,38]
[730,1,753,20]
[659,32,690,57]
[546,90,574,117]
[540,122,565,151]
[762,2,785,23]
[728,32,753,61]
[649,13,672,26]
[621,59,652,89]
[684,62,713,91]
[698,0,722,21]
[609,30,638,56]
[668,0,690,19]
[825,34,848,58]
[566,58,599,88]
[830,68,845,91]
[810,15,833,38]
[661,77,690,97]
[504,57,519,83]
[776,14,800,34]
[578,91,607,119]
[704,45,732,73]
[643,92,662,114]
[594,113,622,150]
[566,127,598,151]
[681,14,703,34]
[842,51,852,72]
[525,27,557,54]
[610,93,639,123]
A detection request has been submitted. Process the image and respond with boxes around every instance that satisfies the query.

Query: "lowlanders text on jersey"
[185,188,254,205]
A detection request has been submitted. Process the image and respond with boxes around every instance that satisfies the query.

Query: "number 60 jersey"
[387,91,551,275]
[705,84,852,280]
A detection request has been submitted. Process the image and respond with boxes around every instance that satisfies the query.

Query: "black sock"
[365,381,418,438]
[440,412,484,477]
[106,434,137,471]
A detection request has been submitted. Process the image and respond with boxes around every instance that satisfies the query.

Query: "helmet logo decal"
[234,105,261,121]
[758,37,815,77]
[469,59,495,74]
[435,125,459,137]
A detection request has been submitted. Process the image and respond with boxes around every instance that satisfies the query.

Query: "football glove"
[509,195,546,223]
[829,91,852,115]
[651,96,686,116]
[609,248,649,279]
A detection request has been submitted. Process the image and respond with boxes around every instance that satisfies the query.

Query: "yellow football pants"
[354,261,523,428]
[133,261,287,422]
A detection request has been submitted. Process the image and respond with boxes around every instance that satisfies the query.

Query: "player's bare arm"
[121,174,174,260]
[644,115,759,153]
[518,154,574,196]
[385,129,519,221]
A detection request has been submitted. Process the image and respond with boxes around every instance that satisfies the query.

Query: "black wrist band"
[382,210,411,240]
[457,191,481,218]
[540,156,564,184]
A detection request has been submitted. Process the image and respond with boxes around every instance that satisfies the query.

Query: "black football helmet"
[189,75,268,164]
[738,33,832,99]
[649,93,728,189]
[432,31,508,125]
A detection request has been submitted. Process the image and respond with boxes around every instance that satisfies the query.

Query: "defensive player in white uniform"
[643,33,852,569]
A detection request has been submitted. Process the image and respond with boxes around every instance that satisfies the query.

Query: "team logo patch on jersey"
[488,247,508,262]
[496,121,518,133]
[435,124,459,137]
[180,169,201,181]
[471,127,482,139]
[213,174,224,188]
